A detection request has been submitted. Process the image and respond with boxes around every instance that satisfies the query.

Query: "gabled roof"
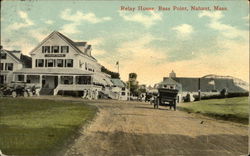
[111,78,126,88]
[29,31,96,61]
[160,78,180,85]
[1,49,31,67]
[1,49,22,64]
[74,42,87,46]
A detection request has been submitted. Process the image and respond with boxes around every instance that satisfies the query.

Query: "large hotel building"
[0,31,128,100]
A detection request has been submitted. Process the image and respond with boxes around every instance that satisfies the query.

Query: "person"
[87,89,92,100]
[31,85,36,96]
[35,87,40,96]
[94,89,98,100]
[82,89,87,99]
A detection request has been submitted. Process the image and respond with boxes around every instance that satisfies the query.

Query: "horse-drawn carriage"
[153,88,179,111]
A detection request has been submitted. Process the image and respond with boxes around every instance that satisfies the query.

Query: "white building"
[10,31,126,99]
[0,49,31,84]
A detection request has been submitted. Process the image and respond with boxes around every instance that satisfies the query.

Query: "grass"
[178,97,249,124]
[0,98,97,156]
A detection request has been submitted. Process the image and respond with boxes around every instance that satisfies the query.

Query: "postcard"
[0,0,249,156]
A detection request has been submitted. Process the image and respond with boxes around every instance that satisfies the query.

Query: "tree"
[101,66,120,79]
[127,73,139,96]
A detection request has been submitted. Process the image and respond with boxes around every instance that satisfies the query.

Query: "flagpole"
[118,63,119,75]
[116,61,119,75]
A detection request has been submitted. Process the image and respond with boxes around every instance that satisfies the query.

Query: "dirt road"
[46,97,247,156]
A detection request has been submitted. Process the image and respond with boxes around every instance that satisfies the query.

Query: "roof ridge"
[56,31,96,60]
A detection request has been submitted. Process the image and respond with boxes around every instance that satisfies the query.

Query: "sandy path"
[32,96,248,156]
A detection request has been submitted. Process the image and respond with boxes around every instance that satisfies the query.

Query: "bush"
[192,92,249,101]
[227,92,249,98]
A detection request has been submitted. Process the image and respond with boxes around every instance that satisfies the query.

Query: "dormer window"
[42,46,50,53]
[52,46,59,53]
[61,46,69,53]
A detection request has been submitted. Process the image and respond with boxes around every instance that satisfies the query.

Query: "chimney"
[86,45,92,56]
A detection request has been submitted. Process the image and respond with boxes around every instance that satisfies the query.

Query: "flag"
[116,61,119,65]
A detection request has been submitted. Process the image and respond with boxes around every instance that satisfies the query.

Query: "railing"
[54,84,102,95]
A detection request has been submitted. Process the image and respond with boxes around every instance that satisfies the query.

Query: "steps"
[40,88,54,95]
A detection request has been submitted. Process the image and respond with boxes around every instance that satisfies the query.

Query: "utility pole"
[0,46,2,84]
[198,78,201,101]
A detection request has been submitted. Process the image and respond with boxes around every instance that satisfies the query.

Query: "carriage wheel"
[12,91,17,98]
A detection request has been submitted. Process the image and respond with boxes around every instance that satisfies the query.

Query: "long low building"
[163,71,248,93]
[0,31,129,100]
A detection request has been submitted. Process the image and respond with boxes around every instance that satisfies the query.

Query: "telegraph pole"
[0,46,2,84]
[198,78,201,101]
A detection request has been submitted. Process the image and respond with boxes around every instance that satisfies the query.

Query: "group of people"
[81,89,99,100]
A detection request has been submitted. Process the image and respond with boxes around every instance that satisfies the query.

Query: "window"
[57,59,64,67]
[18,75,24,81]
[0,53,6,59]
[42,46,50,53]
[47,59,54,67]
[52,46,59,53]
[65,59,73,67]
[5,63,13,71]
[61,76,73,84]
[121,92,126,96]
[61,46,69,53]
[36,59,44,67]
[0,63,3,70]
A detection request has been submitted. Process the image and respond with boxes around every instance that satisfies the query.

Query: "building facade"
[0,49,31,84]
[2,31,128,100]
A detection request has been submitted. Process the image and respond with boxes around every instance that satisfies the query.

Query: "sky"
[1,0,249,85]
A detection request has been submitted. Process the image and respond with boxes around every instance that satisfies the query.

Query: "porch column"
[24,74,27,83]
[58,75,61,85]
[73,75,76,84]
[39,75,43,87]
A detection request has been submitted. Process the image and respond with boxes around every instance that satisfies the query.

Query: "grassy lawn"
[0,98,97,156]
[178,97,249,124]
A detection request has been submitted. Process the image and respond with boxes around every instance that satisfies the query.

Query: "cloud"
[98,31,248,85]
[60,9,111,34]
[29,29,49,42]
[119,11,162,28]
[92,49,107,56]
[172,24,194,38]
[44,20,54,25]
[198,11,224,20]
[60,22,80,34]
[61,9,111,23]
[1,38,35,55]
[242,14,249,20]
[199,11,247,40]
[99,33,169,85]
[8,11,34,30]
[243,14,249,26]
[88,38,106,56]
[88,38,105,47]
